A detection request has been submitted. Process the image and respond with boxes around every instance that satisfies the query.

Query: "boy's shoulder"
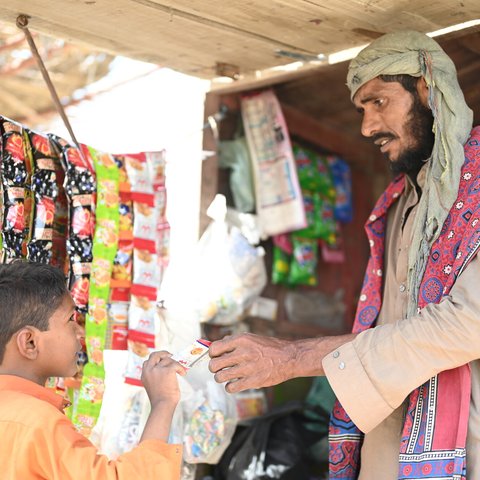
[0,388,67,430]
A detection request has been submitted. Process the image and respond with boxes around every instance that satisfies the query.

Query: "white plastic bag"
[193,195,267,325]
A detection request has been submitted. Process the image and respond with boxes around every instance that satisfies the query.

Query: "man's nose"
[361,111,379,138]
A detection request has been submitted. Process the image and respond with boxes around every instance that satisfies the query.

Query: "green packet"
[288,236,318,286]
[272,244,290,285]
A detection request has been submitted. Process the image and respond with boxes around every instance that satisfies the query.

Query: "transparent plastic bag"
[193,195,267,325]
[180,360,238,464]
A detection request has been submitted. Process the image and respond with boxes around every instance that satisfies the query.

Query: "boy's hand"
[141,350,187,406]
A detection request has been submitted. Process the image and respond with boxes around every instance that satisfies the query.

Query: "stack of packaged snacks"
[293,144,336,244]
[150,150,170,280]
[328,155,353,223]
[73,147,120,437]
[50,139,69,272]
[272,144,352,287]
[123,153,162,386]
[107,154,134,351]
[0,119,34,262]
[24,130,60,264]
[50,138,96,325]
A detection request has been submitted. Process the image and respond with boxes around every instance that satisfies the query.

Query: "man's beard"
[389,96,435,178]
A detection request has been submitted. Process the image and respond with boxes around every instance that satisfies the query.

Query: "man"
[209,31,480,479]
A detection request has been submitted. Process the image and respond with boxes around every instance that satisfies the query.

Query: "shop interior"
[0,3,479,479]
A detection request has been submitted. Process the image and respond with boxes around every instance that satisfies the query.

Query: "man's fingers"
[225,377,250,394]
[208,336,236,358]
[208,352,239,373]
[213,364,244,384]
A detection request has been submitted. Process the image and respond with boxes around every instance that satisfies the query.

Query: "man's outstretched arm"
[208,332,357,393]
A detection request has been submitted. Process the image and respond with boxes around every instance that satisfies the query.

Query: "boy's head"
[0,261,82,384]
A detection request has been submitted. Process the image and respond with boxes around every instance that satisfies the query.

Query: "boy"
[0,261,185,479]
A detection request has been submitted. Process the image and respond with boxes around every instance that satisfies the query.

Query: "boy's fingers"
[144,350,172,367]
[144,354,187,376]
[174,362,188,376]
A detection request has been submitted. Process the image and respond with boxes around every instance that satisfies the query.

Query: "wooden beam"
[280,102,378,169]
[199,91,220,237]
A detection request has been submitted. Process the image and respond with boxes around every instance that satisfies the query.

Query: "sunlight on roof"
[428,19,480,38]
[328,19,480,64]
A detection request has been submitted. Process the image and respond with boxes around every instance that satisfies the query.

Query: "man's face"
[353,77,434,177]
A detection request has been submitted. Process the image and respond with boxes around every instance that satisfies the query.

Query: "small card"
[171,339,211,369]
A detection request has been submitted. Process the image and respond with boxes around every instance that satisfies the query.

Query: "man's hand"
[208,333,295,393]
[208,332,357,393]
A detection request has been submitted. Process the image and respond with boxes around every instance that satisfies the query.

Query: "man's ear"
[417,77,430,108]
[15,327,40,360]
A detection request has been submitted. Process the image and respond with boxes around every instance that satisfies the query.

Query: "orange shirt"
[0,375,182,479]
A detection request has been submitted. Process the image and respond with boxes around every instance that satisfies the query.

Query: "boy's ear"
[417,77,430,108]
[15,327,40,360]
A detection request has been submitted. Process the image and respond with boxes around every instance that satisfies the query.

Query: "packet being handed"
[171,339,212,370]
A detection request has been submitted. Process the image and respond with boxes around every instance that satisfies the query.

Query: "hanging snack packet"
[288,235,318,286]
[293,143,319,191]
[125,329,156,386]
[124,153,153,194]
[316,196,337,244]
[105,301,129,350]
[25,130,59,263]
[295,190,326,239]
[171,339,211,370]
[111,241,133,288]
[123,153,160,385]
[51,146,69,270]
[271,244,291,285]
[315,153,336,201]
[273,233,293,255]
[321,222,346,263]
[328,155,353,223]
[50,136,96,323]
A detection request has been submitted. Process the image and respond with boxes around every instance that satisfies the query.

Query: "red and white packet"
[171,339,212,370]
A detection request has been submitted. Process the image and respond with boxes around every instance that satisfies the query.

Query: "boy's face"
[36,293,83,381]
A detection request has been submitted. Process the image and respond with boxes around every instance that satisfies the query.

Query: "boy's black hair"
[0,261,68,363]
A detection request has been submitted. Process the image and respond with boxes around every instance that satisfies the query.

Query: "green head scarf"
[347,31,473,317]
